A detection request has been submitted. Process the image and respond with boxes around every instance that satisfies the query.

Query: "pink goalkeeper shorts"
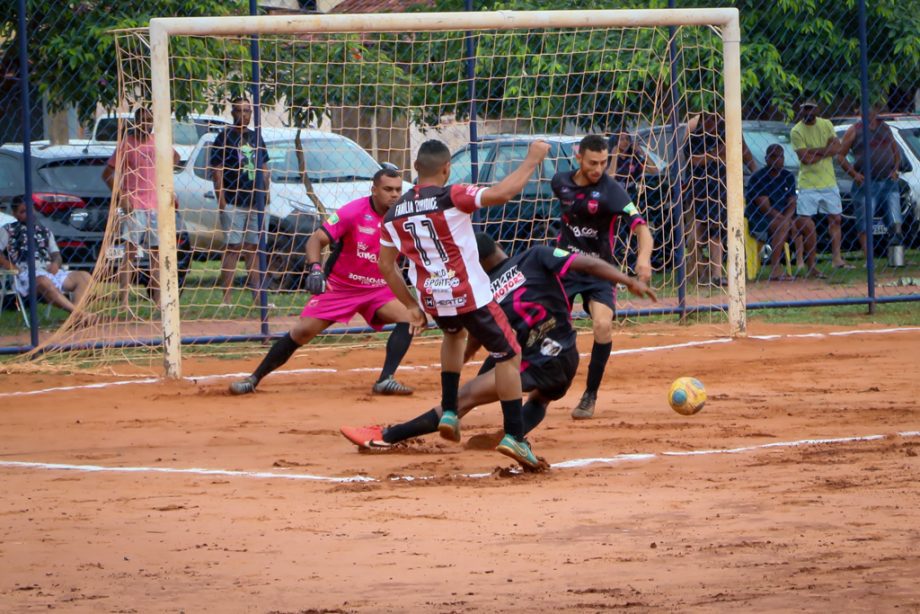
[300,283,397,331]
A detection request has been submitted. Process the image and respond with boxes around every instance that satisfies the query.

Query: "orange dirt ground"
[1,322,918,613]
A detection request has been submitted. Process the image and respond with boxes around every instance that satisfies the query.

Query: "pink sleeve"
[449,183,486,214]
[321,200,357,242]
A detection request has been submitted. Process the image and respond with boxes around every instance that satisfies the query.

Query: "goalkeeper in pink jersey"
[229,169,415,396]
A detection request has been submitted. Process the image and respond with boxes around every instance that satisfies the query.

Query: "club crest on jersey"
[327,213,340,225]
[624,202,640,216]
[552,247,570,258]
[591,191,600,198]
[587,199,599,214]
[491,266,526,303]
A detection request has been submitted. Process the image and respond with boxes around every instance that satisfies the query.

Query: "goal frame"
[148,8,746,379]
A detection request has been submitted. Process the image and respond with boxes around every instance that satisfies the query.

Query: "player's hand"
[635,261,652,285]
[305,263,326,294]
[626,278,657,302]
[407,305,427,335]
[527,140,551,161]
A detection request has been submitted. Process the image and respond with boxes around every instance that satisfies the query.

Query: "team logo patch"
[591,191,600,198]
[327,213,339,225]
[423,296,435,309]
[624,202,639,216]
[465,184,481,196]
[552,247,570,258]
[587,200,599,214]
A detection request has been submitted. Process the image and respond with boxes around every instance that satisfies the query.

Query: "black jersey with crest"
[488,245,578,367]
[551,170,646,263]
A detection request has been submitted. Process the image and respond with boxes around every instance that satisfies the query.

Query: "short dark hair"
[475,232,497,259]
[11,195,26,209]
[578,134,608,154]
[765,143,784,157]
[373,167,401,184]
[415,139,451,176]
[134,107,151,120]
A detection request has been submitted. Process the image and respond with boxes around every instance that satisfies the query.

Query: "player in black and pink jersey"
[552,134,654,420]
[340,233,656,454]
[378,139,550,469]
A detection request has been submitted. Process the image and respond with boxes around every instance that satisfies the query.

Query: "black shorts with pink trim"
[433,302,520,363]
[562,270,616,313]
[478,345,579,401]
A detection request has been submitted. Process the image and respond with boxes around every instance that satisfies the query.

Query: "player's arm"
[463,335,483,364]
[478,140,550,207]
[568,253,657,301]
[742,138,758,172]
[633,223,653,284]
[378,243,427,335]
[304,226,332,294]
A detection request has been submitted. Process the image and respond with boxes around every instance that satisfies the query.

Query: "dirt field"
[1,322,918,613]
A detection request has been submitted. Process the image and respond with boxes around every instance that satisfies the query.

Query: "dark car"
[449,135,580,255]
[0,144,191,290]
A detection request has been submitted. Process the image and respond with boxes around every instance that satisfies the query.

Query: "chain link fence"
[1,0,918,360]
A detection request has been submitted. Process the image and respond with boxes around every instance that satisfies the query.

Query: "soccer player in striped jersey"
[377,139,550,469]
[552,134,654,420]
[340,233,656,453]
[228,169,415,396]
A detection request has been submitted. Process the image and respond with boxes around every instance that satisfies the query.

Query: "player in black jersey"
[339,233,656,454]
[551,134,654,420]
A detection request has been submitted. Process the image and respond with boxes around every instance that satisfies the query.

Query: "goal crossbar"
[148,8,745,379]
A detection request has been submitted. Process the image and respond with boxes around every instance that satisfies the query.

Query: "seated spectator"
[608,131,658,199]
[0,195,91,314]
[791,99,848,273]
[746,144,799,280]
[835,103,902,260]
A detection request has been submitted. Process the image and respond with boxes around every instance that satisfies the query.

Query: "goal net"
[13,9,744,376]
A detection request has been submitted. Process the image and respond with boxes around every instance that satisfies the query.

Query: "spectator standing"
[836,103,902,260]
[790,100,850,271]
[209,97,271,306]
[746,144,800,280]
[103,107,179,311]
[0,196,91,314]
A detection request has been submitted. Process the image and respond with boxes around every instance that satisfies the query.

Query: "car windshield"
[267,138,380,183]
[0,154,24,192]
[36,158,111,192]
[95,118,225,145]
[898,126,920,160]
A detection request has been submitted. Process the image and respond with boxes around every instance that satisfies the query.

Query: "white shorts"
[797,187,842,217]
[123,209,159,248]
[14,268,69,297]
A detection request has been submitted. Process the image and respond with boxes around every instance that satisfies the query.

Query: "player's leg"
[218,244,242,304]
[228,316,332,394]
[368,298,415,395]
[573,293,614,420]
[436,326,467,441]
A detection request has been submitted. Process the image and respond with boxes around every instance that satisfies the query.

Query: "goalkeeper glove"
[305,262,326,295]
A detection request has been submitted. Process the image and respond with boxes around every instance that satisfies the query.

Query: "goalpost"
[17,9,746,377]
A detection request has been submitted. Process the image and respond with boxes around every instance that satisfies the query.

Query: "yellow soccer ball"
[668,377,706,415]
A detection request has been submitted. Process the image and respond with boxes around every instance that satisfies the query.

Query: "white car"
[174,127,410,289]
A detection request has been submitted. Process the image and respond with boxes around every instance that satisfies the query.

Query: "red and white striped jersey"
[380,183,493,317]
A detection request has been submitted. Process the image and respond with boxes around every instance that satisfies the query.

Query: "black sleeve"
[550,172,564,200]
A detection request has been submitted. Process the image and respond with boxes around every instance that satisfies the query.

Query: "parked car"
[448,135,581,255]
[0,144,115,269]
[91,112,230,165]
[174,127,411,290]
[0,145,192,290]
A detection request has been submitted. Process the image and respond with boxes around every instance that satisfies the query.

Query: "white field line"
[3,326,918,400]
[0,431,916,484]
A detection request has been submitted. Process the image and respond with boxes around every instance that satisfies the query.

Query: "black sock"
[378,323,413,382]
[500,398,524,440]
[441,371,461,413]
[585,341,612,394]
[383,409,439,444]
[252,333,300,383]
[522,399,548,436]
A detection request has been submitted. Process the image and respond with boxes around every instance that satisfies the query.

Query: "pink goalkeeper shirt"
[320,196,389,290]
